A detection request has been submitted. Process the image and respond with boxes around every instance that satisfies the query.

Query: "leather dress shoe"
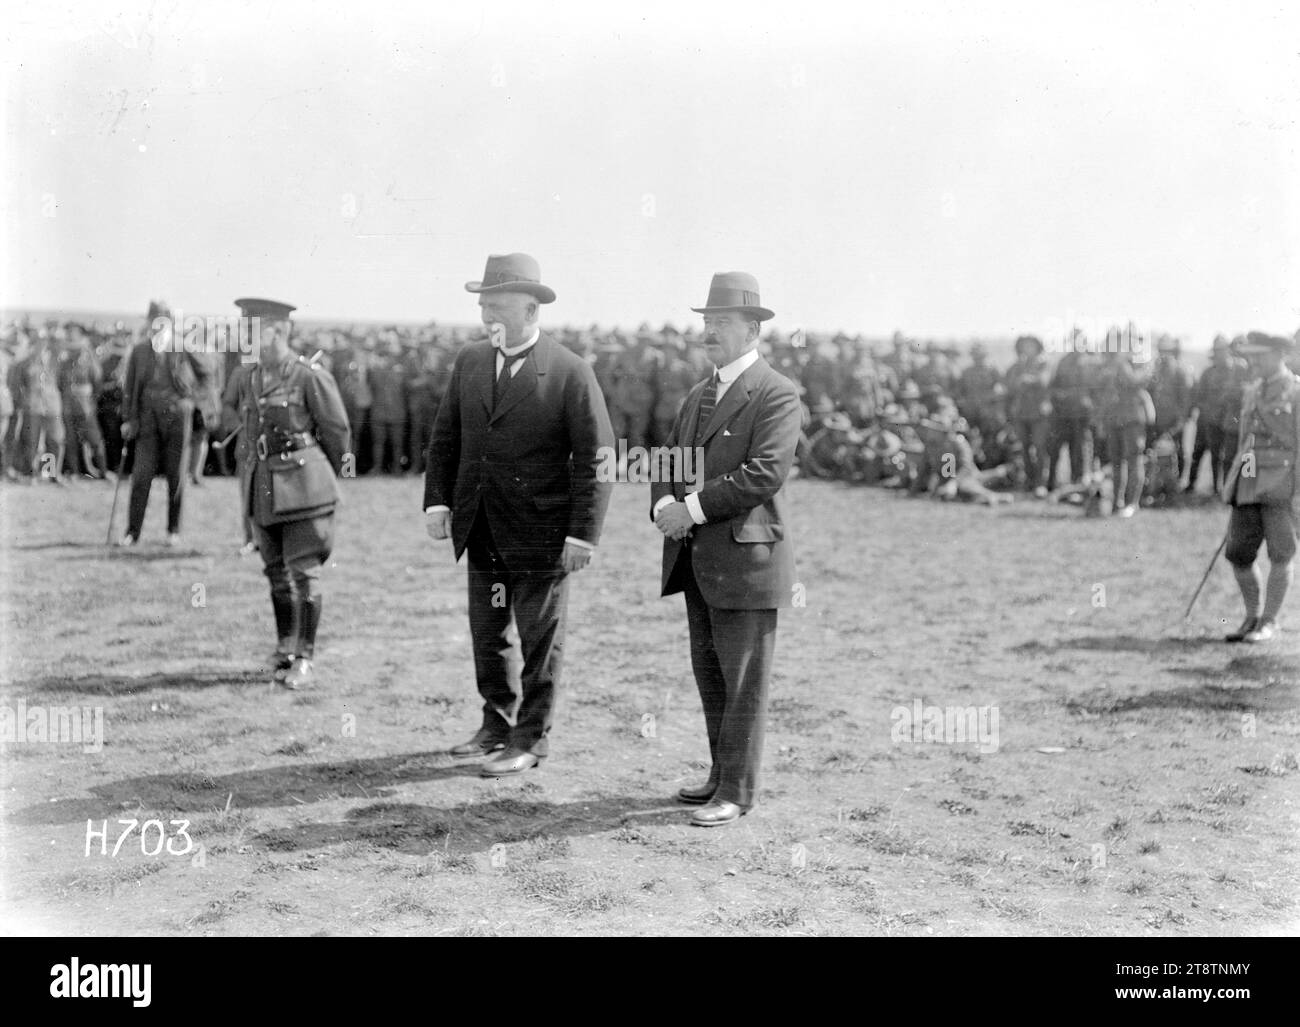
[690,800,746,827]
[480,748,543,778]
[1225,616,1259,643]
[280,658,316,690]
[676,781,717,805]
[1243,619,1278,644]
[449,728,509,757]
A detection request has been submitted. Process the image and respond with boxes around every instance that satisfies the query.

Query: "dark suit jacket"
[651,355,801,609]
[121,340,214,425]
[423,333,615,573]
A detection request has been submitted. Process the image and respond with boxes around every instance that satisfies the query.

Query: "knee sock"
[1233,562,1263,620]
[1261,560,1293,624]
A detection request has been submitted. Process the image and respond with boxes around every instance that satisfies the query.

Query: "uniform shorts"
[1226,502,1298,567]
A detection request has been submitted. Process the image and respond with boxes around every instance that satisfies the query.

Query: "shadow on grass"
[250,794,684,857]
[82,548,209,562]
[7,752,678,838]
[10,540,113,551]
[13,670,269,697]
[1067,675,1299,715]
[1013,635,1229,656]
[9,539,210,560]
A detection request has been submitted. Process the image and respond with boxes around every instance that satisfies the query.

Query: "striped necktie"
[695,371,719,440]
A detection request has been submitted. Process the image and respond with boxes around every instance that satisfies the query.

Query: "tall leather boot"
[269,589,297,677]
[282,596,320,690]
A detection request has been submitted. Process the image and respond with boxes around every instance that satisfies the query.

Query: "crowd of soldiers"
[2,314,1296,520]
[790,328,1300,515]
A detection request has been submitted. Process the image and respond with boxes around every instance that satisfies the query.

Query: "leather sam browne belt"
[256,430,317,461]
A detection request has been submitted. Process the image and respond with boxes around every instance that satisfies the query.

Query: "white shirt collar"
[714,347,760,384]
[499,327,540,357]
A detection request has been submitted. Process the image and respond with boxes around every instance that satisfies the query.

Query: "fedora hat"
[690,271,774,322]
[465,253,556,303]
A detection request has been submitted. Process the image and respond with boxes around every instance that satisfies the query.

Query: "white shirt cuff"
[684,492,706,525]
[564,536,595,551]
[425,505,449,515]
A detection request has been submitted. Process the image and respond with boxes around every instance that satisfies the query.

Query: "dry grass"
[2,475,1297,935]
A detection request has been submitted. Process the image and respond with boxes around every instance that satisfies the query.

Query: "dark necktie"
[695,371,720,441]
[494,345,533,407]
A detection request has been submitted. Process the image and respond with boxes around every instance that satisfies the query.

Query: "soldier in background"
[842,345,886,425]
[913,342,956,413]
[1149,335,1194,483]
[59,325,109,480]
[96,328,131,472]
[1221,333,1299,644]
[368,338,408,474]
[233,298,352,688]
[336,334,373,475]
[0,332,16,481]
[221,359,257,554]
[1098,337,1150,518]
[1187,336,1246,495]
[1047,334,1096,489]
[953,341,1002,453]
[407,344,447,475]
[1006,335,1052,496]
[652,330,696,447]
[882,331,914,385]
[801,337,843,412]
[186,347,223,485]
[609,332,656,451]
[13,330,65,483]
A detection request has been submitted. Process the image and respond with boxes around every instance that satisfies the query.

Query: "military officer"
[1222,332,1300,644]
[233,298,352,688]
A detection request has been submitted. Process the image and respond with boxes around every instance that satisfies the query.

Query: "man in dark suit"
[119,301,215,545]
[424,253,614,777]
[651,272,802,826]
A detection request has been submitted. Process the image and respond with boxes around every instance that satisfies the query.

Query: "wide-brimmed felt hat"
[1236,331,1294,355]
[465,253,556,304]
[690,271,774,322]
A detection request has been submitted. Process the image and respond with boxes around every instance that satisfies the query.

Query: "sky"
[3,0,1298,347]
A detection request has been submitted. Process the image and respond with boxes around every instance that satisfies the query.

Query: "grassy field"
[1,472,1297,936]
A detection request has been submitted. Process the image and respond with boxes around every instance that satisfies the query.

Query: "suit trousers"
[673,547,777,810]
[128,401,192,536]
[466,512,569,755]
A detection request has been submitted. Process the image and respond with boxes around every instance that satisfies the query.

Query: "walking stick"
[105,444,130,545]
[1184,531,1228,620]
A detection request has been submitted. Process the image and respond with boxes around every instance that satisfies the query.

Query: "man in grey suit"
[424,253,614,777]
[652,272,802,826]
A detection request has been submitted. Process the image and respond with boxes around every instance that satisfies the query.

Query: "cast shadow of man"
[9,750,684,856]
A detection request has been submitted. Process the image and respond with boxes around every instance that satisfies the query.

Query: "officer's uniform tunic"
[237,354,351,661]
[1225,368,1300,567]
